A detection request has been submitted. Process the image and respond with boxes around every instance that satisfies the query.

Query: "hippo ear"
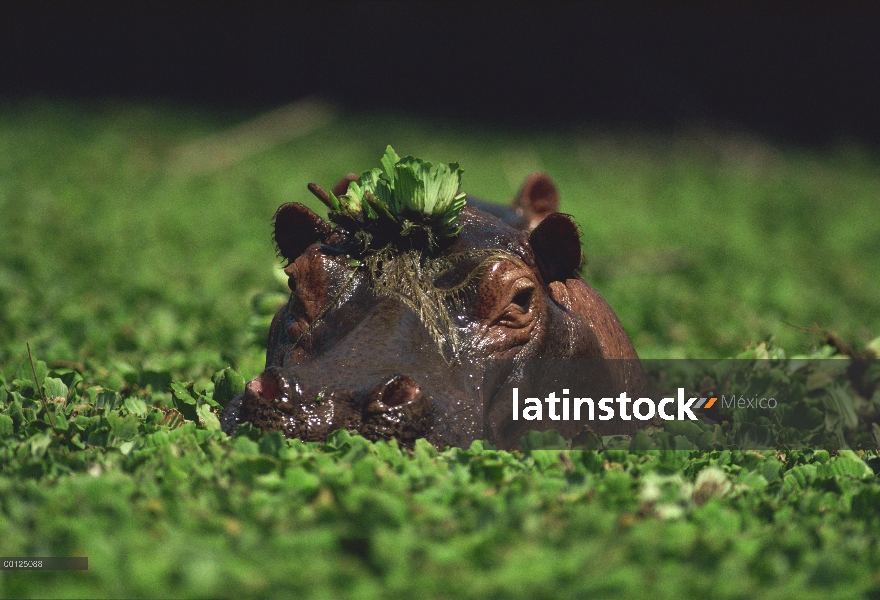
[529,213,582,283]
[273,203,332,262]
[332,173,359,197]
[513,172,560,231]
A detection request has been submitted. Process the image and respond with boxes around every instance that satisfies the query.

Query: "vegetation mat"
[1,100,879,598]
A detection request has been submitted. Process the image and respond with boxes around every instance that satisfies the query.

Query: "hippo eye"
[494,284,535,328]
[510,288,533,312]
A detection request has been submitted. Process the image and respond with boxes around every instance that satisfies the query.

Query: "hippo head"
[221,174,644,449]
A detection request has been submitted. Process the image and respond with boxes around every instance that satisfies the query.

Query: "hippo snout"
[246,367,301,404]
[229,367,434,444]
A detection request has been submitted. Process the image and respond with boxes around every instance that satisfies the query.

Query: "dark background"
[2,1,878,146]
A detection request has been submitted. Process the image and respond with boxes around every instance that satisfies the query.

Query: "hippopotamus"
[221,172,646,449]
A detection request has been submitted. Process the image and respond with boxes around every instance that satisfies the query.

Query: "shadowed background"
[2,1,878,146]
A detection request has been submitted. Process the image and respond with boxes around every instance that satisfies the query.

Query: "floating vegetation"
[312,146,467,256]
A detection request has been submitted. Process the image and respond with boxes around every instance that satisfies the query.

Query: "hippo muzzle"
[237,367,434,444]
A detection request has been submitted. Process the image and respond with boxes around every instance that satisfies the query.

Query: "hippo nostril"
[251,370,280,401]
[251,367,298,402]
[379,375,421,407]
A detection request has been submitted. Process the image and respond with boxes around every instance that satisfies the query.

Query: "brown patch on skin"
[284,246,338,322]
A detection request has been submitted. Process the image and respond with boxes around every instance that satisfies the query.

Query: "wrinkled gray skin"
[221,173,646,449]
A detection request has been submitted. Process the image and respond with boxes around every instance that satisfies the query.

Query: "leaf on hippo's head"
[327,145,466,255]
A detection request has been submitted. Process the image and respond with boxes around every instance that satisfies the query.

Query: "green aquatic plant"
[316,146,467,255]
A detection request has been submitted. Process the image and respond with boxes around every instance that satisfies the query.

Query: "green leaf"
[785,464,817,489]
[629,430,655,450]
[663,419,705,440]
[284,468,321,498]
[94,389,121,411]
[363,192,395,222]
[18,359,48,387]
[436,165,462,211]
[851,487,880,518]
[171,382,198,422]
[361,193,378,220]
[327,190,340,210]
[50,411,69,431]
[138,370,172,392]
[0,414,13,437]
[51,367,83,390]
[380,145,400,180]
[124,396,147,417]
[394,161,426,212]
[108,411,140,441]
[43,376,68,400]
[829,450,873,479]
[28,430,53,457]
[212,368,246,408]
[258,430,287,457]
[823,384,858,433]
[760,458,784,483]
[359,167,384,196]
[519,429,568,450]
[196,403,221,430]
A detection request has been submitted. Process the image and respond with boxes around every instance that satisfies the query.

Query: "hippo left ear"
[514,172,560,231]
[529,213,582,283]
[274,202,332,262]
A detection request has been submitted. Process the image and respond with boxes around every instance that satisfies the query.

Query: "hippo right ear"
[273,202,332,262]
[513,172,560,231]
[529,213,582,283]
[332,173,359,197]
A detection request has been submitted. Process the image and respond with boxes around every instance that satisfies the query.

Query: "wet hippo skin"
[222,173,646,448]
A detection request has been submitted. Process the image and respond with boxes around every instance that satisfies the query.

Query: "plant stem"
[27,342,56,429]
